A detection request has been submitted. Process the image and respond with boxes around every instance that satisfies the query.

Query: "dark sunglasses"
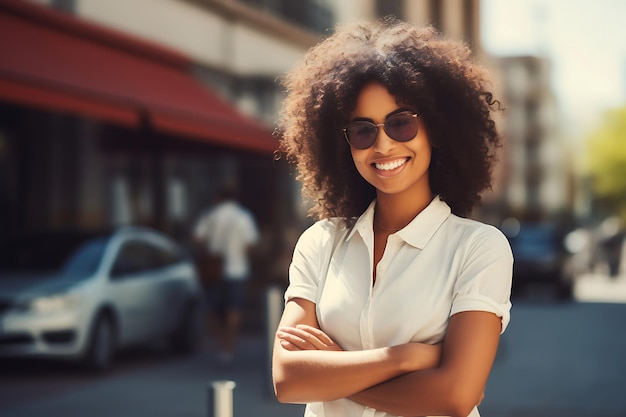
[342,111,419,149]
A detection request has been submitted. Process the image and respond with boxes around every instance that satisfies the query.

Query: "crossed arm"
[272,297,501,417]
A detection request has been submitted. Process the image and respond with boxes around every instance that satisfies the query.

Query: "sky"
[481,0,626,140]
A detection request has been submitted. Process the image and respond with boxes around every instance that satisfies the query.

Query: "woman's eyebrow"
[350,107,414,123]
[386,107,414,118]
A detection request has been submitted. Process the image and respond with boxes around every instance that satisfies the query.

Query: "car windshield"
[513,226,559,256]
[60,237,109,278]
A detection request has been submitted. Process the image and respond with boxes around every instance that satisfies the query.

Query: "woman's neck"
[374,188,434,231]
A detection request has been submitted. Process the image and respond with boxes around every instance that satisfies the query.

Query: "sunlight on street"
[574,273,626,303]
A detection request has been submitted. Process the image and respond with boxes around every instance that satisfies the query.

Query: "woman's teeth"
[375,158,407,171]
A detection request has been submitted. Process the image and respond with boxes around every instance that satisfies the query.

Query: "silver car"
[0,227,203,370]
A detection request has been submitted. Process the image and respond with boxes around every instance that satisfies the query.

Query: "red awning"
[0,0,278,154]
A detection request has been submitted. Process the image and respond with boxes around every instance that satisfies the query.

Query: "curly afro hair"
[278,18,502,225]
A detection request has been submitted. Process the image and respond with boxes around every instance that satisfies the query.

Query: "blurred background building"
[496,55,572,221]
[0,0,492,266]
[1,0,612,316]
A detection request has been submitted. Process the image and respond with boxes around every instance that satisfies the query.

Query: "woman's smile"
[372,157,410,176]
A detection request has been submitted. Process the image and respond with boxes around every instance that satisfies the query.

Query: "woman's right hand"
[277,324,344,352]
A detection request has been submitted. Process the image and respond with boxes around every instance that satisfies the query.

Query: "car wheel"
[170,301,202,354]
[83,315,115,371]
[556,279,573,300]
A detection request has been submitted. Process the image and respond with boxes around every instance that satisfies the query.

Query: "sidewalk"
[202,335,305,417]
[574,271,626,303]
[0,335,305,417]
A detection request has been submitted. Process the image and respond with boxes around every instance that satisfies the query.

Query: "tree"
[586,106,626,221]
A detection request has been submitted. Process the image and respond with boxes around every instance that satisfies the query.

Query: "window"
[376,0,404,19]
[238,0,333,34]
[111,240,160,277]
[51,0,76,13]
[60,237,108,278]
[153,243,185,268]
[429,0,442,31]
[111,238,185,277]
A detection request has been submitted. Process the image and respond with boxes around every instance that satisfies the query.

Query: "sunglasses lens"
[344,113,418,149]
[385,113,418,142]
[346,122,377,149]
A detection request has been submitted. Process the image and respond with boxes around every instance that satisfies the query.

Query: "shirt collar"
[346,196,451,249]
[346,200,376,241]
[398,196,451,249]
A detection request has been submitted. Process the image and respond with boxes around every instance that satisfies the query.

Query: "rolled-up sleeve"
[284,220,338,305]
[450,225,513,333]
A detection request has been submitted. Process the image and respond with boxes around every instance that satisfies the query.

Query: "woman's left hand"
[277,324,343,352]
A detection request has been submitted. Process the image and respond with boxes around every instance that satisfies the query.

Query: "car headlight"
[26,293,80,313]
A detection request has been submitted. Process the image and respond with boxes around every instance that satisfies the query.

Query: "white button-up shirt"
[285,197,513,417]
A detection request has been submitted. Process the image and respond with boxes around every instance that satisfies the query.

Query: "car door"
[107,238,163,345]
[149,241,192,337]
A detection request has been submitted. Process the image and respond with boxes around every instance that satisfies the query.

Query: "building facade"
[1,0,497,269]
[1,0,485,233]
[497,55,572,221]
[3,0,521,331]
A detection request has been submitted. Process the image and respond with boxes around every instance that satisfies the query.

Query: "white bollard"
[266,285,284,348]
[266,285,284,396]
[208,380,236,417]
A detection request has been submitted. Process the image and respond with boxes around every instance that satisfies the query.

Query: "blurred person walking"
[194,182,259,365]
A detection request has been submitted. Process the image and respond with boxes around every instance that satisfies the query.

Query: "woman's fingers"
[277,327,319,350]
[279,339,300,351]
[295,325,343,351]
[277,325,343,351]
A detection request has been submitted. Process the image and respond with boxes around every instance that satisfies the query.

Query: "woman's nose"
[372,126,395,153]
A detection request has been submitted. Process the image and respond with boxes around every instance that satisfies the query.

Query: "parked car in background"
[0,227,203,371]
[502,219,572,299]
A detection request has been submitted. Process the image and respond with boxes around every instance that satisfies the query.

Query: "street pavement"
[2,274,626,417]
[0,336,304,417]
[574,271,626,303]
[481,300,626,417]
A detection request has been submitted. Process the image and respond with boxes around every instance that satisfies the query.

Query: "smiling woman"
[273,18,512,417]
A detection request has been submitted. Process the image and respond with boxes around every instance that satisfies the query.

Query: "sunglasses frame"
[342,112,420,150]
